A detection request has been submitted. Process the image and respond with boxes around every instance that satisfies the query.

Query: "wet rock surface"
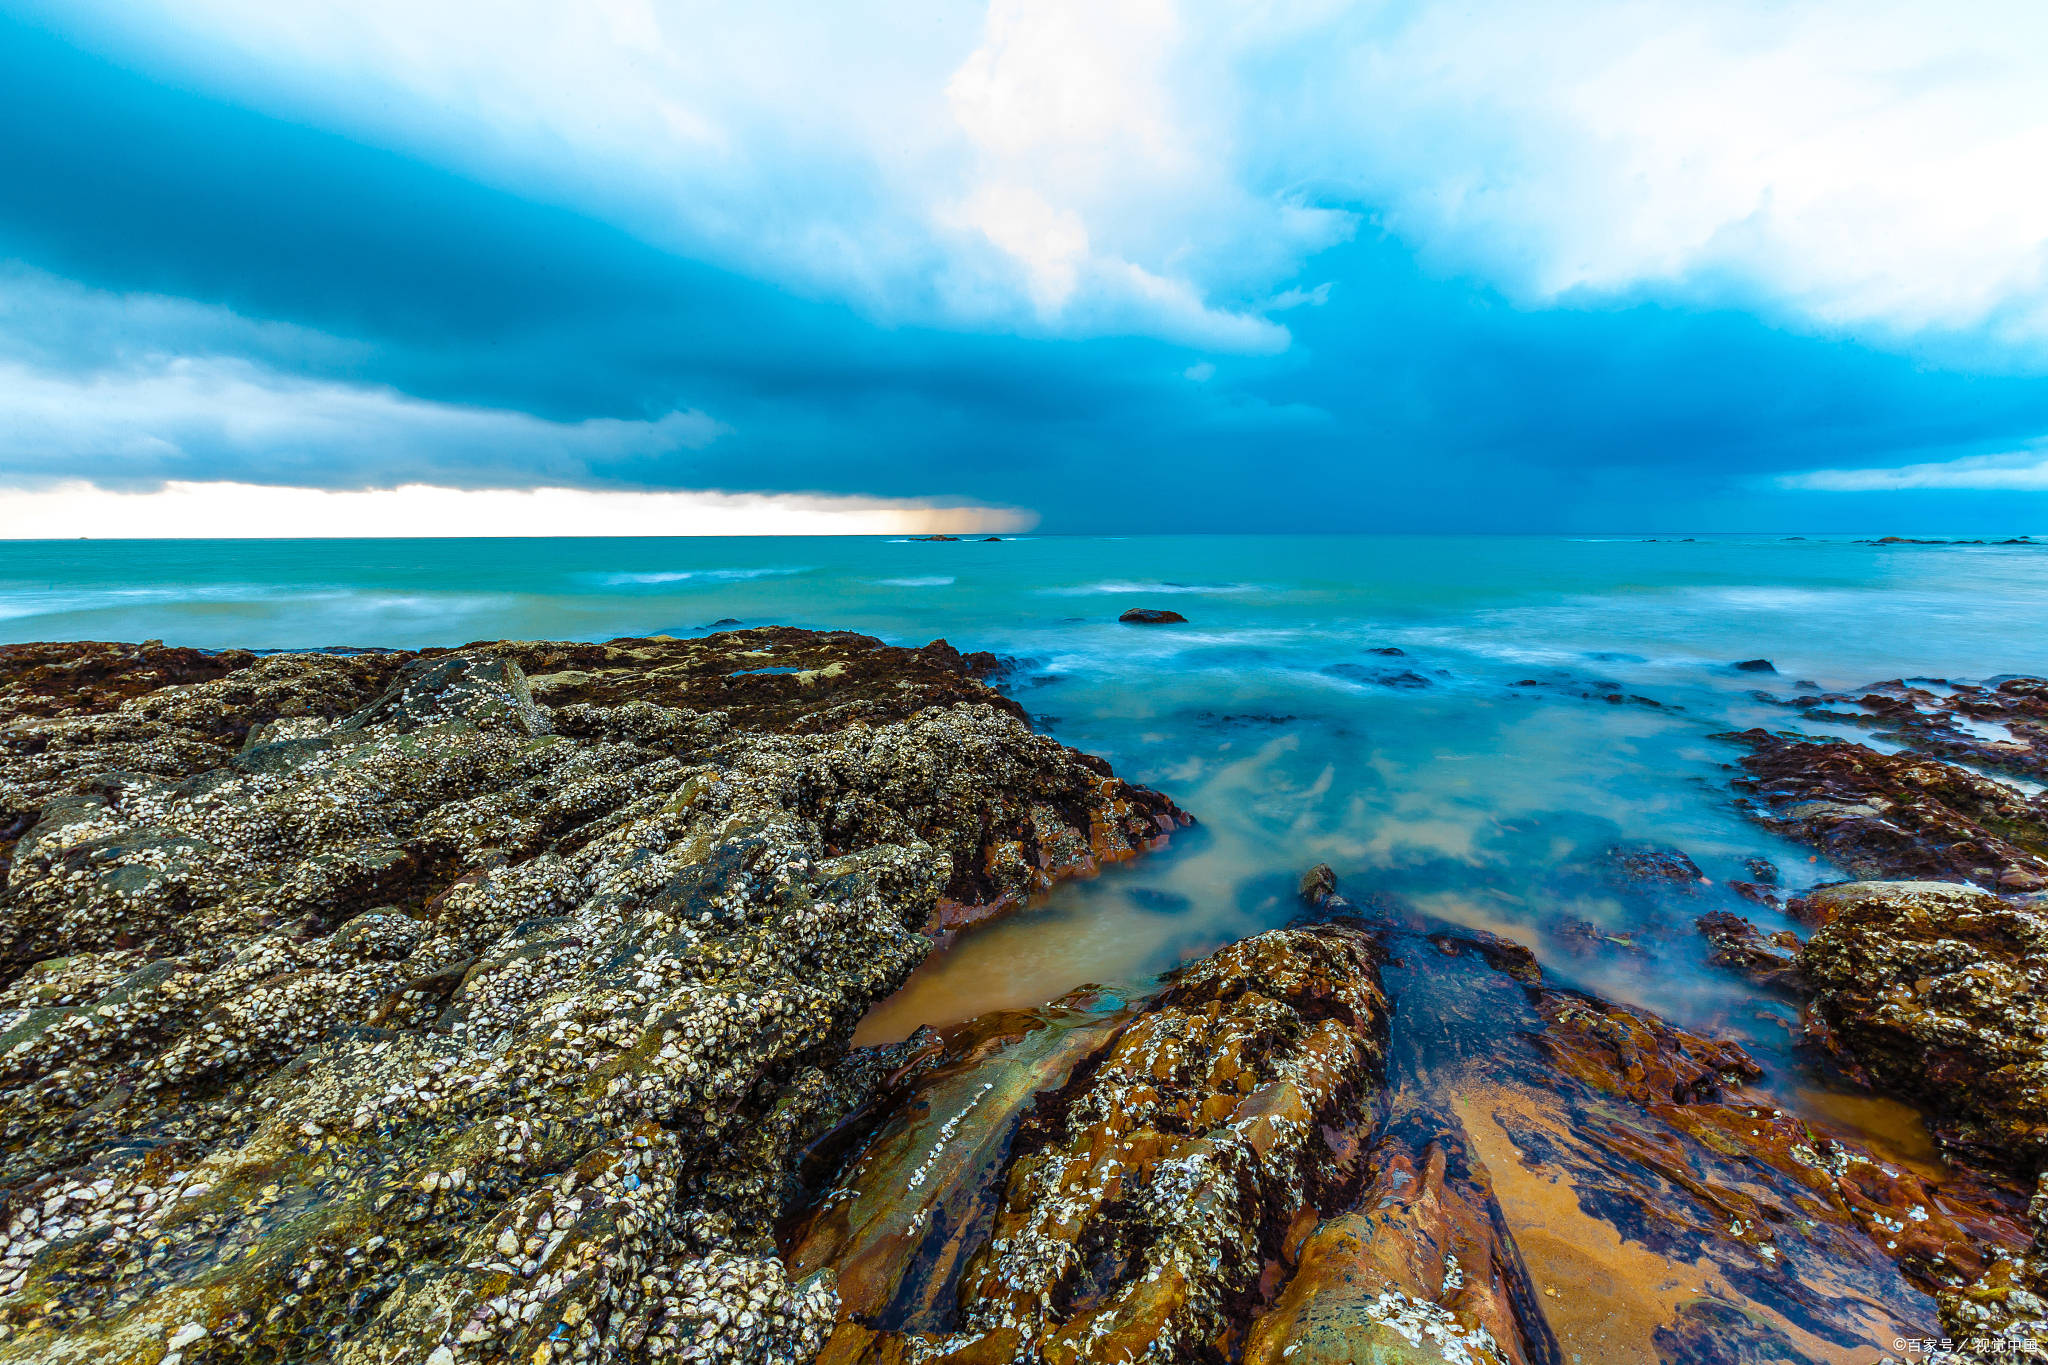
[11,632,2048,1363]
[794,924,1391,1363]
[1724,728,2048,893]
[0,631,1187,1365]
[1694,910,1805,997]
[1796,881,2048,1169]
[786,870,2042,1362]
[1718,677,2048,1357]
[1774,676,2048,786]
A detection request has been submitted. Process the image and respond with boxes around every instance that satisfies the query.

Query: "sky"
[4,1,2048,535]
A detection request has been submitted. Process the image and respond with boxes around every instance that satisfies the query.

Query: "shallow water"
[6,533,2047,1137]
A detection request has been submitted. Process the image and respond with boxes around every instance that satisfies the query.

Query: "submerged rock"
[1116,609,1187,625]
[0,631,1187,1365]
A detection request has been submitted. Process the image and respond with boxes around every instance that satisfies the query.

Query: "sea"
[5,532,2045,1157]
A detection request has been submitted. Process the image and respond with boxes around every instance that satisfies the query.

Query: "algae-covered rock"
[0,632,1186,1365]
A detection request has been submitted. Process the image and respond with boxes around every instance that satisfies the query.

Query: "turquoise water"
[5,534,2045,1086]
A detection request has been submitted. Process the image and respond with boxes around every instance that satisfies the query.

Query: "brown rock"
[1242,1108,1558,1365]
[1724,729,2048,892]
[1695,909,1806,995]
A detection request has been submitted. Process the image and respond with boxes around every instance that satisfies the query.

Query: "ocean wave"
[597,567,804,586]
[874,576,955,587]
[1038,580,1262,596]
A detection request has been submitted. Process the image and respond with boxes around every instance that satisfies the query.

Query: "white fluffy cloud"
[23,0,2048,355]
[1278,0,2048,348]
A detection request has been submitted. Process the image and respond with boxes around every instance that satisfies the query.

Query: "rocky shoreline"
[0,634,2044,1362]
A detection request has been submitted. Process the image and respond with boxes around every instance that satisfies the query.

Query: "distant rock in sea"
[1733,657,1777,672]
[1119,607,1187,624]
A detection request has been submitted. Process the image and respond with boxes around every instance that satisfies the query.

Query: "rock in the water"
[1117,609,1187,625]
[1695,909,1806,995]
[1240,1105,1557,1365]
[1734,658,1778,673]
[1724,728,2048,892]
[791,867,2041,1363]
[1776,675,2048,785]
[1596,840,1708,890]
[0,630,1187,1365]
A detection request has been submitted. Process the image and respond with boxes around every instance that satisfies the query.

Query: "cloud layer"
[3,1,2048,531]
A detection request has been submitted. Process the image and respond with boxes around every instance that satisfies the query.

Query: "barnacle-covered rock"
[0,631,1186,1365]
[1719,710,2048,1359]
[1797,881,2048,1169]
[1239,1105,1555,1365]
[794,868,2041,1362]
[799,925,1391,1363]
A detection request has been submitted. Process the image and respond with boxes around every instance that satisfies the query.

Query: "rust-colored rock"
[1782,674,2048,786]
[1242,1107,1558,1365]
[1695,909,1806,996]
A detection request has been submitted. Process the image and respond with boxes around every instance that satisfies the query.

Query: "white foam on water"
[1951,714,2019,744]
[1036,580,1264,596]
[596,567,805,586]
